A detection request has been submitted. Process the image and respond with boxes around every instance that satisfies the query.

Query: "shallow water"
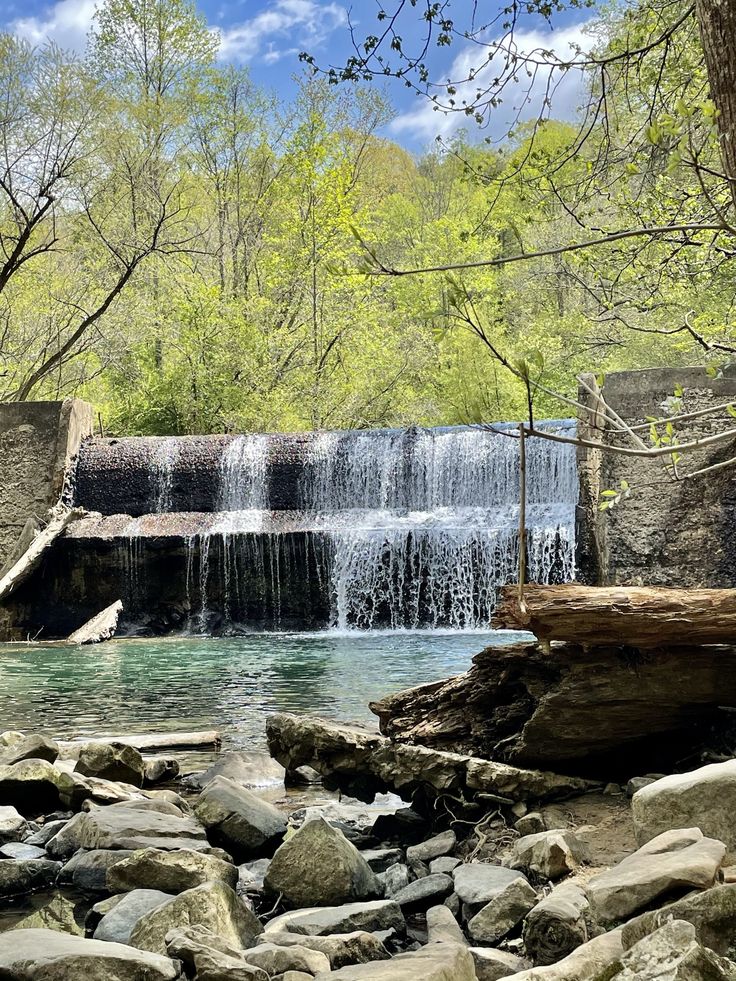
[0,630,523,751]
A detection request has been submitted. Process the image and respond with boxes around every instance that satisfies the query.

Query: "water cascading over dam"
[46,424,577,635]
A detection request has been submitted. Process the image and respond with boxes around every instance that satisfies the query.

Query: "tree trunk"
[492,584,736,647]
[696,0,736,209]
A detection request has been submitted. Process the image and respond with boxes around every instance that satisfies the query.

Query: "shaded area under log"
[369,640,736,779]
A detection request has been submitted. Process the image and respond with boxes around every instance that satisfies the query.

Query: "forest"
[0,0,732,435]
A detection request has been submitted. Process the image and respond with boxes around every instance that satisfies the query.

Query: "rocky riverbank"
[0,722,734,979]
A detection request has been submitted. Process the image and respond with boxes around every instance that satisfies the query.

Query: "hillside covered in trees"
[0,0,731,434]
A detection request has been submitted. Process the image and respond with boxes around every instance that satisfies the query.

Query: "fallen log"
[67,600,123,645]
[58,730,221,753]
[370,640,736,778]
[492,584,736,647]
[0,506,86,603]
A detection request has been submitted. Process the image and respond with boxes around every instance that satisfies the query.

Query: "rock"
[265,900,405,937]
[62,801,210,853]
[0,758,70,815]
[61,771,144,809]
[470,947,530,981]
[11,893,86,934]
[426,904,467,945]
[165,925,268,980]
[615,918,736,980]
[314,941,476,980]
[94,888,173,942]
[430,856,461,875]
[361,848,404,873]
[259,930,390,968]
[108,846,238,894]
[145,758,181,785]
[243,942,331,976]
[378,863,410,897]
[626,776,657,797]
[275,974,312,981]
[391,873,453,912]
[522,881,594,966]
[26,817,67,846]
[632,759,736,861]
[468,876,538,944]
[0,733,59,766]
[504,928,624,980]
[452,864,526,914]
[238,857,270,893]
[194,775,287,860]
[0,858,60,897]
[0,928,183,979]
[0,803,29,843]
[0,841,46,859]
[186,752,286,791]
[514,813,546,837]
[372,808,429,845]
[264,818,382,908]
[60,848,135,891]
[0,730,26,748]
[505,830,587,881]
[128,881,262,955]
[406,830,456,864]
[75,741,145,788]
[586,827,726,926]
[621,883,736,958]
[68,599,123,644]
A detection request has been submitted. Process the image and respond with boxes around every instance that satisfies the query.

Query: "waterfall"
[218,434,269,511]
[150,437,178,512]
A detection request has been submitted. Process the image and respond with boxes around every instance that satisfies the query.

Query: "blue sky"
[2,0,595,151]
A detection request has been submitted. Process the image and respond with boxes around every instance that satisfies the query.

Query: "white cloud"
[218,0,347,63]
[10,0,97,52]
[389,20,594,146]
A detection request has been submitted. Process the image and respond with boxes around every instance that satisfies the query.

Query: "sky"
[2,0,596,151]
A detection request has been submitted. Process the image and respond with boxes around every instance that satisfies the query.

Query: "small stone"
[25,818,67,847]
[505,830,587,881]
[242,942,330,976]
[511,802,528,818]
[0,842,46,860]
[238,858,270,894]
[406,829,456,864]
[391,873,453,912]
[144,758,180,785]
[379,863,410,897]
[430,855,461,875]
[626,776,657,798]
[467,877,538,944]
[94,889,173,943]
[514,813,546,837]
[426,903,467,944]
[264,900,405,938]
[453,863,525,914]
[60,849,135,892]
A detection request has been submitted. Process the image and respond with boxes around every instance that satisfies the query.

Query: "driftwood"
[67,600,123,645]
[370,640,736,777]
[493,584,736,647]
[0,506,85,603]
[58,730,221,753]
[523,882,596,965]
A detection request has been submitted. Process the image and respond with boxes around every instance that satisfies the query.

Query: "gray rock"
[514,813,546,837]
[391,873,453,912]
[10,892,86,934]
[94,888,173,943]
[265,900,405,938]
[470,947,530,981]
[25,817,67,846]
[243,942,330,976]
[505,929,624,980]
[626,776,657,797]
[621,883,736,958]
[315,941,476,979]
[0,841,46,859]
[129,880,262,955]
[258,930,390,969]
[406,830,456,864]
[430,855,461,875]
[0,858,60,897]
[75,741,145,788]
[60,848,135,891]
[361,848,404,873]
[0,733,59,766]
[165,924,267,980]
[194,775,287,860]
[633,759,736,861]
[186,752,286,791]
[586,827,726,926]
[265,818,382,908]
[238,857,271,893]
[0,928,183,979]
[452,863,525,913]
[108,846,237,894]
[468,876,538,943]
[0,758,71,815]
[505,830,587,881]
[380,863,410,897]
[66,801,210,853]
[145,758,181,785]
[616,918,736,980]
[426,903,467,944]
[0,804,30,844]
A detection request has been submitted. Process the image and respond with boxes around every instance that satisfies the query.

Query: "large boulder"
[265,900,405,938]
[194,776,287,860]
[128,881,262,955]
[258,931,390,969]
[586,827,725,926]
[621,883,736,959]
[242,942,330,976]
[108,847,238,894]
[0,758,71,815]
[165,926,267,980]
[0,928,183,980]
[522,881,594,966]
[467,876,538,944]
[0,858,60,897]
[264,818,382,907]
[505,830,587,881]
[506,929,624,980]
[75,742,146,788]
[0,803,29,843]
[94,889,174,943]
[185,752,286,791]
[615,918,736,980]
[314,942,476,980]
[60,848,135,892]
[426,904,467,945]
[0,734,59,766]
[632,760,736,860]
[61,801,210,853]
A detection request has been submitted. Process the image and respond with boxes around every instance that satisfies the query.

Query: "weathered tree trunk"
[696,0,736,209]
[523,882,596,966]
[0,507,84,603]
[370,640,736,777]
[67,600,123,645]
[493,584,736,646]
